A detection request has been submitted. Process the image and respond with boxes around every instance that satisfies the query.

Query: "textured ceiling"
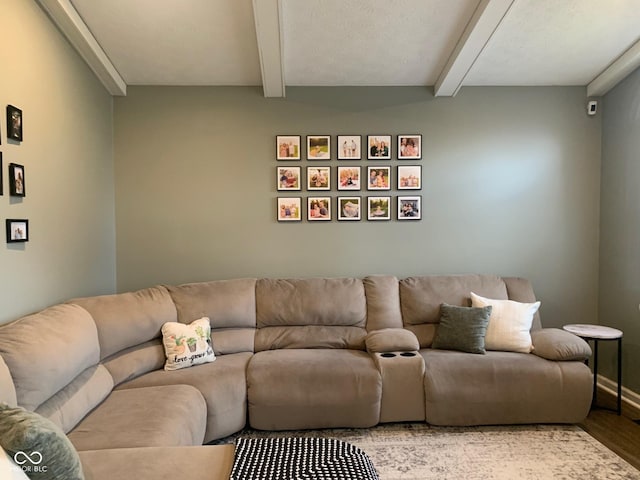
[61,0,640,91]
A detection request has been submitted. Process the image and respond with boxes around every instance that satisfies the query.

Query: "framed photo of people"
[397,165,421,190]
[277,197,302,222]
[307,166,331,190]
[398,196,421,220]
[367,135,391,160]
[277,166,301,191]
[398,135,421,160]
[307,197,331,221]
[338,197,361,221]
[6,219,29,243]
[277,135,301,160]
[9,163,25,197]
[367,166,390,190]
[307,136,331,160]
[367,196,391,220]
[337,135,361,160]
[337,166,361,191]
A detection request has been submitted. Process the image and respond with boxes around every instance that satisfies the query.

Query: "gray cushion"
[0,403,84,480]
[432,304,492,354]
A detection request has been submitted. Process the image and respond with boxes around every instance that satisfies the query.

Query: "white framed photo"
[307,166,331,190]
[398,134,421,160]
[367,196,391,220]
[338,196,361,221]
[277,166,301,191]
[397,165,421,190]
[398,196,421,220]
[277,135,301,160]
[308,197,331,221]
[277,197,302,222]
[337,135,361,160]
[307,135,331,160]
[367,166,391,190]
[367,135,391,159]
[337,166,361,191]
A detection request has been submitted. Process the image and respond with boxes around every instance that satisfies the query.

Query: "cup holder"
[380,353,397,358]
[400,352,417,357]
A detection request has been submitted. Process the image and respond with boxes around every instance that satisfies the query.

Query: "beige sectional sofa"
[0,274,593,480]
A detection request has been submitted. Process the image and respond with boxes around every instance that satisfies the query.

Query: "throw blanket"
[230,437,379,480]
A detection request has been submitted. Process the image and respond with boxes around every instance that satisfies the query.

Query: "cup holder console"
[400,352,417,357]
[380,353,397,358]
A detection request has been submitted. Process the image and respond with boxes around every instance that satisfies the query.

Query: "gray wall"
[0,0,116,324]
[114,86,601,329]
[599,66,640,393]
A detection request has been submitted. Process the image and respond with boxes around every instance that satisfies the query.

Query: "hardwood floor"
[579,387,640,470]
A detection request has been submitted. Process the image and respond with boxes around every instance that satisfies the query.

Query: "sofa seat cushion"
[420,349,592,425]
[67,385,206,451]
[116,352,252,443]
[247,349,381,430]
[79,445,235,480]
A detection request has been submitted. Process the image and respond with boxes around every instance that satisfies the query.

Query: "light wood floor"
[579,388,640,470]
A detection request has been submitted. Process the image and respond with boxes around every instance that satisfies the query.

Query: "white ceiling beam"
[252,0,285,98]
[434,0,515,97]
[36,0,126,96]
[587,39,640,97]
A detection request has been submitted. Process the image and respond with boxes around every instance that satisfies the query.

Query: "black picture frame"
[6,219,29,243]
[9,163,25,197]
[6,105,22,142]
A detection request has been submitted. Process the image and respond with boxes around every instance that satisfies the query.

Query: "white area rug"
[213,423,640,480]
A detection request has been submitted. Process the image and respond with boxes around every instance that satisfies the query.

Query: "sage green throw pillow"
[432,304,492,354]
[0,404,84,480]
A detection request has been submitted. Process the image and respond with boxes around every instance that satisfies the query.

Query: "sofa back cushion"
[167,278,257,354]
[0,304,100,411]
[255,278,367,350]
[70,286,176,360]
[363,275,403,331]
[399,275,509,347]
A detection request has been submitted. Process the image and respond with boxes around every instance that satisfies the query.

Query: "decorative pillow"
[0,403,84,480]
[432,304,492,354]
[161,317,216,371]
[470,292,541,353]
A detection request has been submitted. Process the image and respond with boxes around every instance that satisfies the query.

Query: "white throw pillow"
[161,317,216,371]
[470,292,540,353]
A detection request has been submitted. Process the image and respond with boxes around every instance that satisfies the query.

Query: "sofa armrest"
[365,328,419,353]
[531,328,592,361]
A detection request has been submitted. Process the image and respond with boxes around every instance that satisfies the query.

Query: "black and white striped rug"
[230,437,379,480]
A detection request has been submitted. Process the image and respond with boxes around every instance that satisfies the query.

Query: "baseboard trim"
[596,374,640,412]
